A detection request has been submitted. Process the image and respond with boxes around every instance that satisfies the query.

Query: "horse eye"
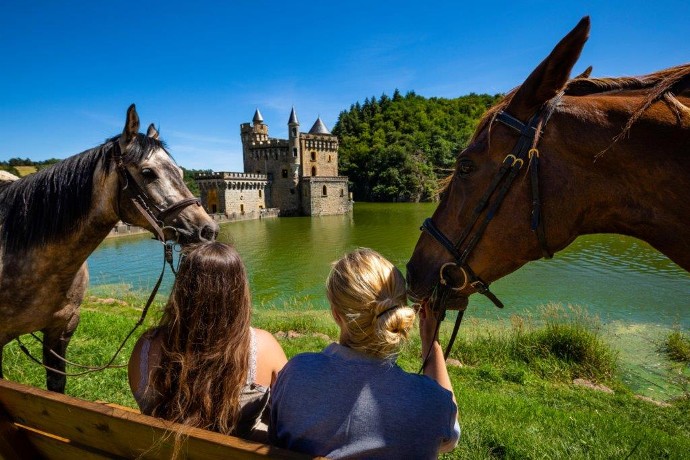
[457,159,475,177]
[141,168,157,179]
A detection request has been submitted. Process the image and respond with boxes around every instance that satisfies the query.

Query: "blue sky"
[1,1,688,171]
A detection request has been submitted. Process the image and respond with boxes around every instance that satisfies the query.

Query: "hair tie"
[375,305,400,319]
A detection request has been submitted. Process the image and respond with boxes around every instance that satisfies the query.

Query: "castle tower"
[288,106,300,166]
[241,108,270,173]
[300,116,339,178]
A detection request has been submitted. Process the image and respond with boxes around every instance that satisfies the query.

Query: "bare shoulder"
[254,327,286,354]
[127,328,162,386]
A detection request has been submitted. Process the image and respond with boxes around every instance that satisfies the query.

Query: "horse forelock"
[0,133,168,254]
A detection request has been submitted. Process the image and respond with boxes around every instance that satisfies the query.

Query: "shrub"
[662,330,690,363]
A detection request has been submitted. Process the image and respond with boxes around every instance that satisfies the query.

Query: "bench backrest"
[0,379,316,459]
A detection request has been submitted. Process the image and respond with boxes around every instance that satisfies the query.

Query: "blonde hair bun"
[327,248,416,359]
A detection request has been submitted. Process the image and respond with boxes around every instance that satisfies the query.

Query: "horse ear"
[507,16,590,120]
[119,104,140,149]
[574,65,593,80]
[146,123,159,140]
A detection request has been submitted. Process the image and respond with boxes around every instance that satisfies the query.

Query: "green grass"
[3,295,689,459]
[663,329,690,363]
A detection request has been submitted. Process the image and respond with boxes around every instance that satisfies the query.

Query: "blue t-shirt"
[270,343,460,459]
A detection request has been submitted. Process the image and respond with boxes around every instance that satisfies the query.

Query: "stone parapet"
[196,172,268,181]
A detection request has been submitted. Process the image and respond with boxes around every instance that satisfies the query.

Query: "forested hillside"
[333,90,501,202]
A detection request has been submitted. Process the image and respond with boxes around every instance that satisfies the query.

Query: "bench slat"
[0,379,315,459]
[19,427,120,460]
[0,400,42,460]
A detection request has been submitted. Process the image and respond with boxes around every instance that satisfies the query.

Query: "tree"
[333,92,502,202]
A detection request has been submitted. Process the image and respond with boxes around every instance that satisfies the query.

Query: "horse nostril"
[200,223,218,241]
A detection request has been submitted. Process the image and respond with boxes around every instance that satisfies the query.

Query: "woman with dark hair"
[128,241,287,440]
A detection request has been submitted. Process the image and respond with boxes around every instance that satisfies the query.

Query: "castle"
[195,108,352,219]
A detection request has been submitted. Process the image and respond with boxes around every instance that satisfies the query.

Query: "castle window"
[328,155,332,162]
[322,185,327,196]
[256,170,261,174]
[282,169,288,178]
[340,189,344,197]
[310,152,316,161]
[311,166,317,176]
[293,148,297,157]
[259,189,262,198]
[292,128,297,136]
[240,204,244,214]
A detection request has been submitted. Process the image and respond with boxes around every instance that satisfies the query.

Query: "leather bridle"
[113,141,201,243]
[418,96,560,364]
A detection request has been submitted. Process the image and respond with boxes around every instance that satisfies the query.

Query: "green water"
[90,202,689,326]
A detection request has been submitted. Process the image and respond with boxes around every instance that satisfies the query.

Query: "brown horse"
[407,17,690,312]
[0,105,218,392]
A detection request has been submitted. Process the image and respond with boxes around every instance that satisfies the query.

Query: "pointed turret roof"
[253,108,264,124]
[308,116,330,134]
[288,106,299,125]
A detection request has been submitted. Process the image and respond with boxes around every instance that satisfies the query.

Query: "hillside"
[333,90,501,202]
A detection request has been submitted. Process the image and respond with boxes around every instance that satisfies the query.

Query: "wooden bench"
[0,379,319,459]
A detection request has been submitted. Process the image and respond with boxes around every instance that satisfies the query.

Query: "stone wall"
[196,172,268,216]
[300,134,339,178]
[302,177,352,216]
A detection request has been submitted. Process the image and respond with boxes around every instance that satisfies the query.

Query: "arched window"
[310,152,316,161]
[311,166,316,176]
[322,185,328,196]
[328,155,332,162]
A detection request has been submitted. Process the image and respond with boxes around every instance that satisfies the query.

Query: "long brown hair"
[150,241,252,435]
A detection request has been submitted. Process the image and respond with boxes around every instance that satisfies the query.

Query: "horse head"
[111,104,218,244]
[407,17,591,310]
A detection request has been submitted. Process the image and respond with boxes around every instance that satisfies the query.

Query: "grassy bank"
[3,293,689,459]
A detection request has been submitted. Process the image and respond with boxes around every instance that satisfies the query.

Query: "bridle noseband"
[113,142,201,243]
[418,97,559,364]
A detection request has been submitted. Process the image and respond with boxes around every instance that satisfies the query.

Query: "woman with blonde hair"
[128,241,287,441]
[270,248,459,459]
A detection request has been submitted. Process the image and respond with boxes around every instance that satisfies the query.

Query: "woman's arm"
[419,304,460,451]
[419,303,455,400]
[254,328,288,387]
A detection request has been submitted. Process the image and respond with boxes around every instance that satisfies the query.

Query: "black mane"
[0,134,166,254]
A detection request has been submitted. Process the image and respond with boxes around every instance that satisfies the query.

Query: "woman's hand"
[419,301,440,354]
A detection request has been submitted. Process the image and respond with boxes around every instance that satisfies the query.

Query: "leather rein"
[17,141,201,377]
[418,98,559,367]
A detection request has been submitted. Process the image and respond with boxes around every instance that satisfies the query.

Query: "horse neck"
[61,165,121,264]
[21,157,121,276]
[553,96,690,269]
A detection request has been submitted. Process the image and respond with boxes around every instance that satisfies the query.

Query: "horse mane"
[437,63,690,193]
[0,134,166,254]
[565,63,690,156]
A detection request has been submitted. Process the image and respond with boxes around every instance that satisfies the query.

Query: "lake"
[89,202,689,328]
